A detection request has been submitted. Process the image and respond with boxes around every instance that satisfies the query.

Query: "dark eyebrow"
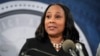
[56,12,61,13]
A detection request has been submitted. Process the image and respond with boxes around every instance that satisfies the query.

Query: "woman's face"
[45,5,65,37]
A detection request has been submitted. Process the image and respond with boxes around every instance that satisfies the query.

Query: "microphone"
[21,48,57,56]
[75,43,84,56]
[96,43,100,56]
[62,39,77,56]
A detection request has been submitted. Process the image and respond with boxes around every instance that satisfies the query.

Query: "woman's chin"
[48,33,59,37]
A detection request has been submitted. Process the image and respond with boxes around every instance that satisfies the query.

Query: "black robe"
[19,38,88,56]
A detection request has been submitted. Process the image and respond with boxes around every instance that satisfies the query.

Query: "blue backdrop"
[0,0,100,56]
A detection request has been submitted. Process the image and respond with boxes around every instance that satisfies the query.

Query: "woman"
[19,3,88,56]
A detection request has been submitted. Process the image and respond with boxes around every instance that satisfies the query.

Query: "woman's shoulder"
[27,37,35,41]
[26,37,38,43]
[24,37,40,47]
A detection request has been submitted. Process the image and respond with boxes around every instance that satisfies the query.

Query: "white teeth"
[48,26,56,29]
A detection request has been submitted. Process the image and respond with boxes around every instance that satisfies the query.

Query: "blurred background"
[0,0,100,56]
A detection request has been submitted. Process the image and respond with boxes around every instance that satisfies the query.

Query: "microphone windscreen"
[62,39,75,53]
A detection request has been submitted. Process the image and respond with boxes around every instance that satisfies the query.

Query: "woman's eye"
[46,15,51,18]
[55,15,61,18]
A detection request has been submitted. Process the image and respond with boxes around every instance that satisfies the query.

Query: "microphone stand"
[21,48,57,56]
[69,49,77,56]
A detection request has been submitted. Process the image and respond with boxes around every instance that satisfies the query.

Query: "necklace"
[52,40,64,52]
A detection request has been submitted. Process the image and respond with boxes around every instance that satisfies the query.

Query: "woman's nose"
[49,17,55,23]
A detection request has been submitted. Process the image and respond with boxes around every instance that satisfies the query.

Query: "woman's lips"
[48,26,57,30]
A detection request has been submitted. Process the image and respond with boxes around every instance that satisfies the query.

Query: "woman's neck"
[49,35,63,44]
